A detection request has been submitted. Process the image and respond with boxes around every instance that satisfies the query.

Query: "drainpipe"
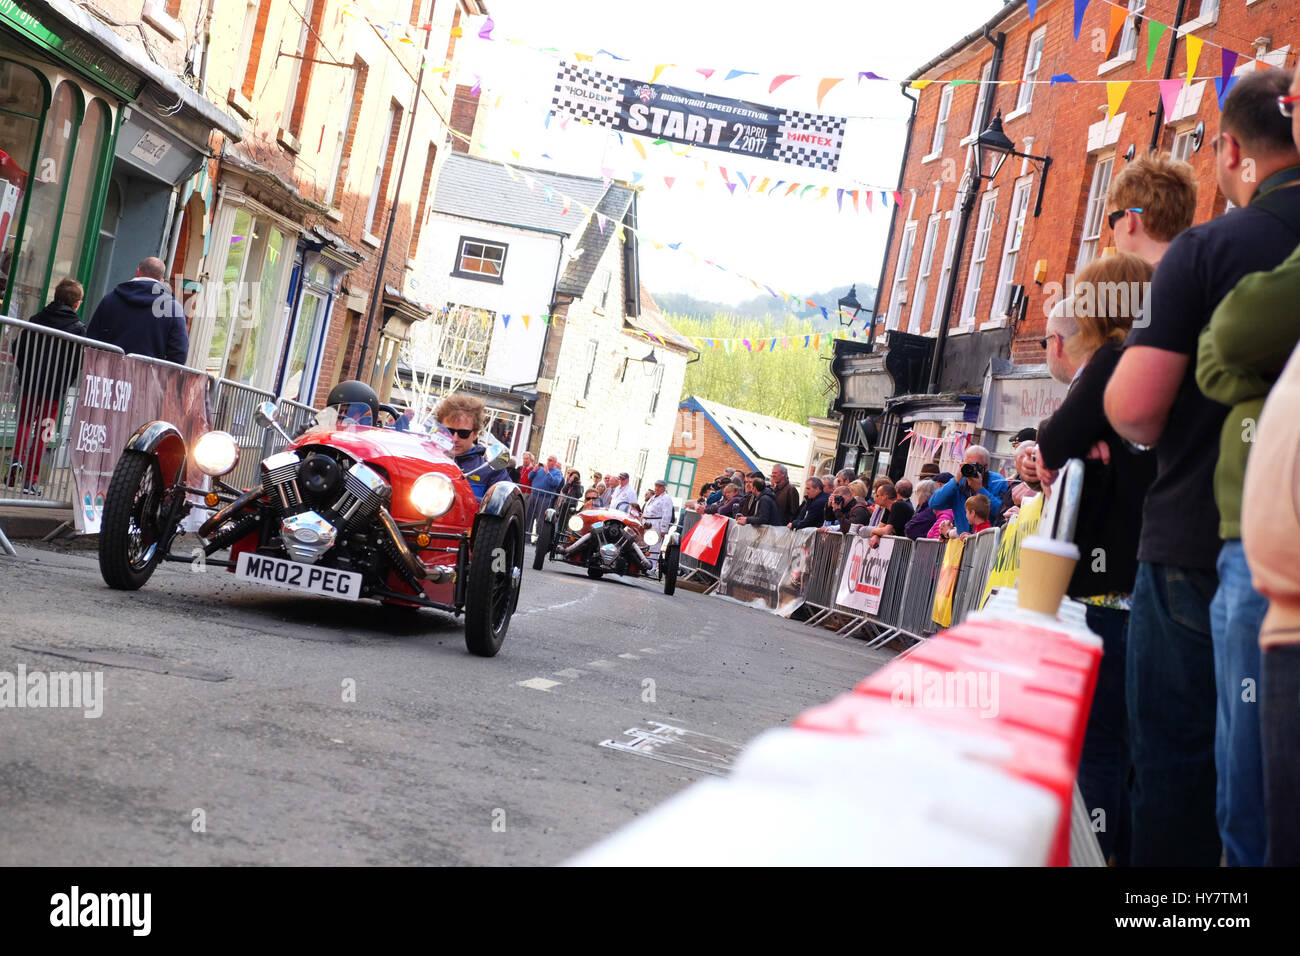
[1149,0,1190,151]
[927,26,1005,394]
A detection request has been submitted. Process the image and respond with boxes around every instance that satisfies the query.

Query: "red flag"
[681,514,728,564]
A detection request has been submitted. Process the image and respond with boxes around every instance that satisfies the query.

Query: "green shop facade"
[0,0,241,324]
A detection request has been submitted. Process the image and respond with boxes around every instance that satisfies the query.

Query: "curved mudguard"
[661,523,680,550]
[125,421,188,486]
[479,481,525,519]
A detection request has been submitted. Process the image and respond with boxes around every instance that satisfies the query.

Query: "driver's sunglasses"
[444,426,474,439]
[1279,92,1300,117]
[1108,207,1143,230]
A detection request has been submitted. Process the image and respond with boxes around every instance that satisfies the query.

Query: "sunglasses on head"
[1278,92,1300,118]
[1107,207,1143,230]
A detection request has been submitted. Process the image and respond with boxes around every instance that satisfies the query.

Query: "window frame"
[581,339,598,400]
[1171,126,1195,163]
[991,176,1034,319]
[439,302,495,376]
[451,236,508,283]
[886,220,918,329]
[1015,28,1047,114]
[648,363,665,415]
[1075,154,1115,271]
[959,188,999,327]
[966,61,994,141]
[365,100,401,237]
[1116,0,1146,60]
[930,190,964,333]
[909,213,942,334]
[634,448,649,494]
[664,455,698,503]
[929,84,954,157]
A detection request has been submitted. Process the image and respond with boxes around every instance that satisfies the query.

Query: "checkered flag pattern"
[552,62,622,127]
[773,110,847,172]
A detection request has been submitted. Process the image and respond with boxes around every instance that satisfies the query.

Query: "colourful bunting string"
[1106,80,1130,120]
[769,74,797,94]
[1073,0,1091,42]
[1158,78,1183,119]
[1147,21,1167,73]
[816,77,843,109]
[1186,35,1204,83]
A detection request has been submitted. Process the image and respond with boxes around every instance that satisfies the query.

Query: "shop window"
[226,225,287,383]
[207,207,253,376]
[0,59,44,317]
[51,99,108,293]
[8,82,77,324]
[283,263,333,404]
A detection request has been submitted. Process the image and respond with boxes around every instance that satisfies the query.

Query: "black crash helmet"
[325,380,379,427]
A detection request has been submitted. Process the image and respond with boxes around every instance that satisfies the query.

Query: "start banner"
[835,534,894,615]
[716,523,815,616]
[552,62,847,172]
[70,351,210,533]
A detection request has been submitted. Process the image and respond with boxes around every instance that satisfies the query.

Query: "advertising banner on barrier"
[552,62,848,171]
[981,492,1045,606]
[835,534,894,614]
[681,513,728,564]
[70,351,210,533]
[932,538,966,629]
[716,524,813,615]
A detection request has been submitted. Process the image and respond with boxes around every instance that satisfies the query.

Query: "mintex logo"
[50,887,151,936]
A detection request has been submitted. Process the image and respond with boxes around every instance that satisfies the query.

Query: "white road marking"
[639,648,661,655]
[553,668,584,679]
[617,653,640,660]
[586,660,616,669]
[517,677,562,692]
[517,585,599,617]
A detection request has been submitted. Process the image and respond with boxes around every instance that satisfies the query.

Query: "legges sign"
[552,62,847,172]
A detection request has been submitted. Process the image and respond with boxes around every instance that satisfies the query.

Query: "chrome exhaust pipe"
[562,531,593,556]
[377,507,428,581]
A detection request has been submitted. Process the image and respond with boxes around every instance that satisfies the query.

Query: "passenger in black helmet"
[324,380,378,428]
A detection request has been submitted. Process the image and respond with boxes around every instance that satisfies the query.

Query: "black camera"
[960,463,987,479]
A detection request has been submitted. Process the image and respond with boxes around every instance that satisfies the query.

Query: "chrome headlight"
[567,515,584,533]
[193,430,239,477]
[411,472,456,518]
[642,528,660,547]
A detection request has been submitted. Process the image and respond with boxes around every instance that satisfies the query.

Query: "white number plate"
[234,552,363,600]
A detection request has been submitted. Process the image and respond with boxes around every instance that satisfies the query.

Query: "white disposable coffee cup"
[1017,536,1080,617]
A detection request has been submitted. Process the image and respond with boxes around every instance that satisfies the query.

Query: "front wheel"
[532,519,553,571]
[587,567,604,580]
[99,450,167,590]
[463,508,524,657]
[662,544,680,596]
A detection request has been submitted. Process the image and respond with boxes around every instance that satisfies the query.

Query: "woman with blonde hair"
[1035,251,1158,865]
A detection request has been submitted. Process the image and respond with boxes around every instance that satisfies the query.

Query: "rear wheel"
[99,450,166,590]
[662,544,680,596]
[587,567,604,580]
[532,519,553,570]
[464,508,524,657]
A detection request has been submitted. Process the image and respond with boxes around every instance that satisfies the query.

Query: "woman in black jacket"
[10,279,84,493]
[1035,252,1156,866]
[837,479,873,534]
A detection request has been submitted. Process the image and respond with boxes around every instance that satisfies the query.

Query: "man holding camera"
[925,445,1007,535]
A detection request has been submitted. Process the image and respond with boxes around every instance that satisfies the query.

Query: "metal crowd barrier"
[801,529,847,616]
[276,398,319,442]
[897,537,945,638]
[950,527,1000,626]
[0,317,127,555]
[857,535,914,647]
[210,377,276,491]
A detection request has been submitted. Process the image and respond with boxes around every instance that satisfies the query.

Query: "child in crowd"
[965,494,992,534]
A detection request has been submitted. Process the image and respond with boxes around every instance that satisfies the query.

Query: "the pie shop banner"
[551,62,847,172]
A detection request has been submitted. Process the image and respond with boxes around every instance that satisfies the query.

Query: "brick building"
[1,0,487,412]
[668,397,810,505]
[842,0,1296,484]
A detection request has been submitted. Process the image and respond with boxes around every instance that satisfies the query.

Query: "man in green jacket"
[1196,63,1300,867]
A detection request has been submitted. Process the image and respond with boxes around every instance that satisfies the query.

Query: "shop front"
[976,358,1070,474]
[0,0,241,321]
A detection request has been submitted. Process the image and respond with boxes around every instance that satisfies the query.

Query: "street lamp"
[837,284,865,327]
[926,110,1053,391]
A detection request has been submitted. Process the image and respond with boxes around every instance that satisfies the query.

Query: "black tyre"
[662,544,680,596]
[532,519,553,571]
[587,567,604,580]
[463,507,524,657]
[99,450,166,590]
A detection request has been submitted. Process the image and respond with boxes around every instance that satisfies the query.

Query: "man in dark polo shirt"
[1105,68,1300,866]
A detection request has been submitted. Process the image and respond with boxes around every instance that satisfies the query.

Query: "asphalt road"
[0,539,890,865]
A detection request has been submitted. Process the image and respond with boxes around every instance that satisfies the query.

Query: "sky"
[456,0,1006,304]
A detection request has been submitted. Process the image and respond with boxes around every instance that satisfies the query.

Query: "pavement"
[0,538,892,865]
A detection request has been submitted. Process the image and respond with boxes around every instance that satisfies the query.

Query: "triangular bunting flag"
[892,190,904,206]
[864,191,873,212]
[696,68,715,80]
[651,64,671,84]
[770,74,797,94]
[478,16,494,39]
[597,213,606,233]
[816,77,843,109]
[1220,48,1239,87]
[1050,74,1077,85]
[1158,78,1183,120]
[1147,22,1167,73]
[785,183,800,196]
[820,307,829,320]
[1106,5,1127,54]
[743,339,752,352]
[813,334,821,350]
[1216,74,1239,110]
[1186,35,1204,79]
[1107,81,1130,120]
[910,80,932,90]
[724,70,756,81]
[521,315,530,329]
[1026,0,1038,18]
[502,314,510,328]
[804,335,810,347]
[850,190,859,212]
[633,139,647,160]
[837,188,845,211]
[663,177,675,189]
[858,71,886,81]
[1073,0,1090,42]
[736,171,750,191]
